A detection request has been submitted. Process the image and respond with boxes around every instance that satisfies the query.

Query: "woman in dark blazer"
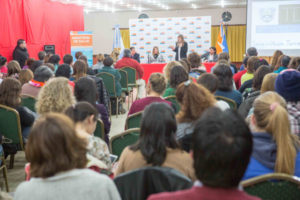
[171,35,188,61]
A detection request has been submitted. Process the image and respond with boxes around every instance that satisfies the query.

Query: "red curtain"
[0,0,84,61]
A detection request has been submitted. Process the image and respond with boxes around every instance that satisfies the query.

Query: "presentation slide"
[247,0,300,56]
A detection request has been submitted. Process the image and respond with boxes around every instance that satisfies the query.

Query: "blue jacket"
[98,66,122,97]
[243,132,300,180]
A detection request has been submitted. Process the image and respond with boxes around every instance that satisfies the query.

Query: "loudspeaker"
[44,45,55,54]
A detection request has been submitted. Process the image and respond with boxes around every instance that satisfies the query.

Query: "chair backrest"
[0,105,24,150]
[125,111,143,130]
[114,166,193,200]
[109,128,140,158]
[119,70,129,89]
[21,95,36,113]
[93,119,105,140]
[164,95,181,114]
[96,72,116,97]
[121,67,137,85]
[242,173,300,200]
[215,96,237,109]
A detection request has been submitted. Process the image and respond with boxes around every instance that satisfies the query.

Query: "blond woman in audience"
[116,103,195,180]
[260,73,278,93]
[163,61,182,83]
[243,91,300,180]
[36,77,75,115]
[288,57,300,70]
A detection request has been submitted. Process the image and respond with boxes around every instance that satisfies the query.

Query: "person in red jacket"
[148,108,260,200]
[233,56,248,89]
[115,49,145,98]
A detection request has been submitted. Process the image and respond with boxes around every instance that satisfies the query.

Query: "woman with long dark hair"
[116,103,195,180]
[13,39,29,67]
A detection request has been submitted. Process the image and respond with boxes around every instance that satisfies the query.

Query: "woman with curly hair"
[36,77,75,115]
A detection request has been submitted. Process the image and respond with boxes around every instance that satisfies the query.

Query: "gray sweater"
[14,169,121,200]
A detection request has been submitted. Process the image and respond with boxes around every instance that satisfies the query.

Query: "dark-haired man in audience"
[148,108,260,200]
[38,51,46,62]
[63,54,74,75]
[130,47,140,63]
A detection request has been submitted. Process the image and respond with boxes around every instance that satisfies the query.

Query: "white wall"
[84,7,246,54]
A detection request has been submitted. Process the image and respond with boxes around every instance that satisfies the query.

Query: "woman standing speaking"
[171,35,188,61]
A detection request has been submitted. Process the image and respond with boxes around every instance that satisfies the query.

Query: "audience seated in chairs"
[0,78,35,141]
[65,102,111,170]
[243,91,300,180]
[213,64,242,107]
[115,49,145,99]
[21,66,54,98]
[148,108,259,200]
[74,77,111,143]
[188,52,206,79]
[240,56,260,86]
[14,113,121,200]
[36,77,75,116]
[175,81,216,151]
[197,73,230,111]
[163,65,188,98]
[116,103,195,180]
[128,73,172,116]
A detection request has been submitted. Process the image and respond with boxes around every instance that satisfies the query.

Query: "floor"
[0,108,129,193]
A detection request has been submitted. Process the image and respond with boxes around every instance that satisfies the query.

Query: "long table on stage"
[141,62,216,83]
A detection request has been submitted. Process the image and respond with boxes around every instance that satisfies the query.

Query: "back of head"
[75,51,83,60]
[78,55,88,65]
[275,70,300,102]
[242,56,249,68]
[7,60,21,76]
[275,55,285,70]
[148,73,166,94]
[281,55,291,67]
[252,65,272,91]
[73,60,87,80]
[246,56,259,73]
[0,56,7,67]
[63,54,73,65]
[34,66,54,82]
[247,47,258,56]
[43,63,55,72]
[253,91,298,174]
[38,51,46,61]
[179,59,190,73]
[130,103,178,166]
[25,58,35,68]
[288,57,300,69]
[0,78,21,108]
[103,56,114,67]
[271,50,283,68]
[261,73,278,94]
[253,58,269,72]
[48,54,61,65]
[55,64,71,79]
[192,107,252,188]
[163,61,182,82]
[197,73,218,93]
[74,77,98,105]
[65,101,98,124]
[30,60,43,73]
[213,64,233,91]
[170,66,188,88]
[36,77,75,115]
[188,52,201,69]
[176,81,216,122]
[218,52,229,61]
[26,113,87,178]
[19,69,34,86]
[123,49,131,58]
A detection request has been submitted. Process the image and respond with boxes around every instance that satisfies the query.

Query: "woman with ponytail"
[176,80,216,151]
[243,91,300,180]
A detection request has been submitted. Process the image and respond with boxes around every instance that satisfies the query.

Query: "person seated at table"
[200,46,218,62]
[148,108,260,200]
[188,52,206,79]
[163,66,188,98]
[116,103,195,180]
[115,49,145,99]
[130,47,140,63]
[128,73,172,116]
[147,46,165,64]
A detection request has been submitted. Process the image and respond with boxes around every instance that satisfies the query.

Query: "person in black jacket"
[13,39,29,68]
[0,78,35,141]
[201,46,218,62]
[171,35,188,61]
[130,47,140,63]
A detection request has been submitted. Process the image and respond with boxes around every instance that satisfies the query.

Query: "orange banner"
[70,34,93,47]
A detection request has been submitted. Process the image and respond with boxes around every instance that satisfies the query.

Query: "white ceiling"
[53,0,246,13]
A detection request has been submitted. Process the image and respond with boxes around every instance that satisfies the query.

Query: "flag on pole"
[113,24,125,60]
[216,23,229,54]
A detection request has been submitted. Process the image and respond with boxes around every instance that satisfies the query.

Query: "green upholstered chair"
[125,111,143,130]
[93,119,105,140]
[118,69,133,109]
[121,67,139,100]
[21,95,36,113]
[242,173,300,200]
[0,104,24,169]
[215,96,237,109]
[164,95,181,114]
[109,128,140,159]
